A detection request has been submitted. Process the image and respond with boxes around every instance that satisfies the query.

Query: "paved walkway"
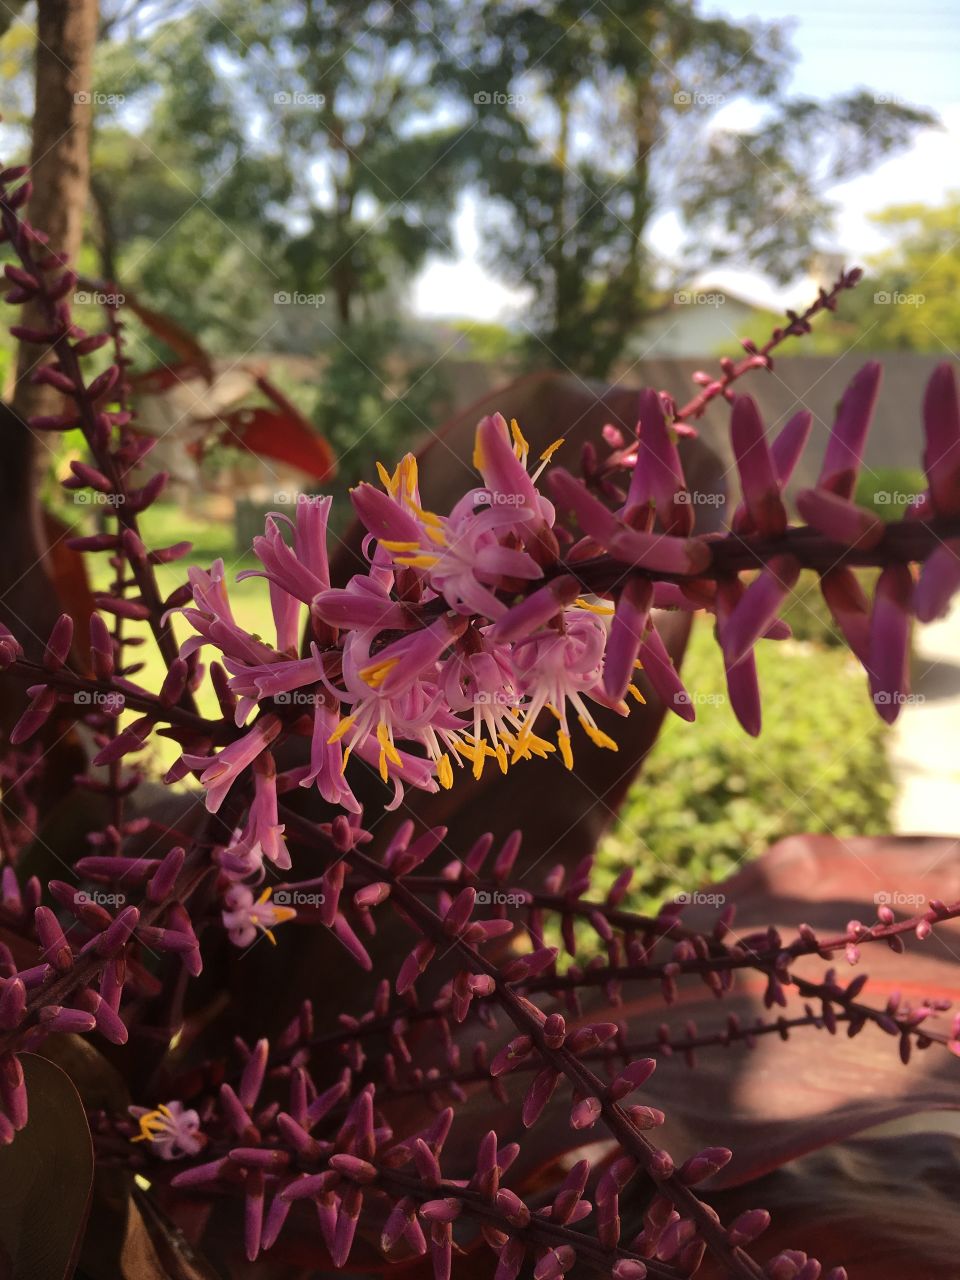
[891,600,960,834]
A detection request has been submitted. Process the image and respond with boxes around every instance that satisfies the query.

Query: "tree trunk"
[1,0,98,662]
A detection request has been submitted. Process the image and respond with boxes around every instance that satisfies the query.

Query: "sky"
[412,0,960,321]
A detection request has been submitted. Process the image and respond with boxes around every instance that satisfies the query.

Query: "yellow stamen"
[539,437,565,463]
[376,461,395,492]
[359,657,400,688]
[410,502,444,527]
[394,553,441,569]
[131,1108,170,1142]
[376,721,403,766]
[510,417,529,461]
[578,716,618,751]
[380,539,421,552]
[627,683,647,704]
[557,729,574,770]
[327,714,356,744]
[437,753,453,789]
[574,597,615,615]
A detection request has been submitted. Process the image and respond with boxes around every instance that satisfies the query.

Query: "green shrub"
[596,621,895,911]
[854,466,926,520]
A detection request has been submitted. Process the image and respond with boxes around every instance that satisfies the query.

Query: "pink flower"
[181,715,282,812]
[129,1100,205,1160]
[221,883,297,947]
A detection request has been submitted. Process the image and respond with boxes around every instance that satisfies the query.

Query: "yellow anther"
[627,683,647,704]
[327,714,356,744]
[557,729,574,770]
[394,554,441,569]
[539,437,565,462]
[437,753,453,789]
[376,721,403,766]
[578,717,618,751]
[574,597,615,615]
[380,539,421,552]
[510,417,529,461]
[359,657,400,688]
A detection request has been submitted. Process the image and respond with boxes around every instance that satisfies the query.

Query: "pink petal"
[730,395,787,537]
[795,488,884,550]
[817,362,883,499]
[720,556,801,667]
[916,538,960,622]
[922,361,960,516]
[867,564,914,723]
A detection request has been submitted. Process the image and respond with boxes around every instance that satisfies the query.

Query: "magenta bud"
[727,1208,771,1246]
[95,906,140,956]
[43,614,74,670]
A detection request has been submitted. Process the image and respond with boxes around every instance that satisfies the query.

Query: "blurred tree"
[440,0,935,377]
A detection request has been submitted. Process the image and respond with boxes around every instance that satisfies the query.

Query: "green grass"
[596,622,895,911]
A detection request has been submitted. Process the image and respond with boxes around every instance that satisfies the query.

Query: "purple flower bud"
[0,1053,27,1130]
[820,567,871,664]
[10,687,57,745]
[679,1146,732,1185]
[727,1208,771,1245]
[721,555,800,668]
[867,564,913,724]
[731,395,787,536]
[570,1096,602,1129]
[795,488,883,550]
[490,575,579,643]
[604,578,652,702]
[922,361,960,515]
[42,614,73,670]
[34,906,73,972]
[146,846,185,903]
[818,361,882,499]
[608,1057,657,1100]
[95,906,140,956]
[638,623,695,720]
[916,539,960,623]
[522,1068,561,1128]
[38,1005,97,1035]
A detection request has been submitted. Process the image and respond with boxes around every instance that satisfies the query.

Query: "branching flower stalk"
[0,156,959,1280]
